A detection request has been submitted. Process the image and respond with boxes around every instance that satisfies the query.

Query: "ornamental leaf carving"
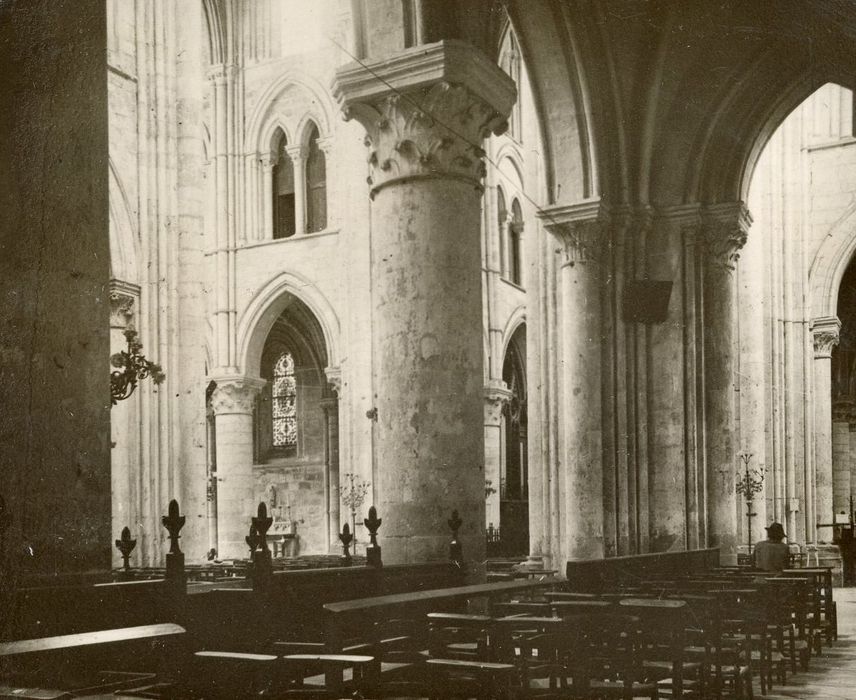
[345,82,506,194]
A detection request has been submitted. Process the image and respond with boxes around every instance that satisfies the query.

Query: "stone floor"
[758,587,856,699]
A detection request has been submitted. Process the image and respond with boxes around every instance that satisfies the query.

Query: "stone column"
[286,145,308,235]
[109,284,139,567]
[832,400,853,516]
[333,40,515,566]
[211,376,265,559]
[320,395,340,551]
[701,203,751,565]
[850,417,856,515]
[539,200,606,561]
[484,381,512,532]
[261,154,276,240]
[812,317,840,543]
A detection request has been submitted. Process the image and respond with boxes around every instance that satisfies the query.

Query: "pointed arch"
[237,271,341,380]
[810,201,856,321]
[245,71,334,154]
[108,158,140,284]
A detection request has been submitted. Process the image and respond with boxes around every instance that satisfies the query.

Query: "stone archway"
[499,324,528,557]
[213,289,340,559]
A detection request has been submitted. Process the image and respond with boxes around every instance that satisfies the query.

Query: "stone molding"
[811,316,842,359]
[319,397,339,416]
[538,199,610,264]
[333,40,515,195]
[700,202,752,272]
[210,376,266,415]
[207,63,237,83]
[484,380,513,426]
[324,366,342,396]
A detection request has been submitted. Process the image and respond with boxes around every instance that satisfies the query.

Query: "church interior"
[4,0,856,697]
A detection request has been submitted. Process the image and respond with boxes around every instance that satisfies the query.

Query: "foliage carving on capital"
[211,377,265,415]
[813,330,840,359]
[812,316,841,359]
[324,366,342,397]
[700,206,751,272]
[557,218,606,265]
[109,290,136,329]
[484,382,512,426]
[342,82,507,194]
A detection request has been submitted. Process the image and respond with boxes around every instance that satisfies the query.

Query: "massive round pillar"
[211,376,265,559]
[701,204,750,565]
[333,40,515,565]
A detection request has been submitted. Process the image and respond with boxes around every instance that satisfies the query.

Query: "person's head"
[765,522,786,542]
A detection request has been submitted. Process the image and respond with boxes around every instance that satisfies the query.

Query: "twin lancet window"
[496,187,524,287]
[272,123,327,239]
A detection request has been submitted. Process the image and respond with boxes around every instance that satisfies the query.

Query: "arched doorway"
[832,261,856,519]
[252,294,338,556]
[227,292,339,556]
[500,324,528,556]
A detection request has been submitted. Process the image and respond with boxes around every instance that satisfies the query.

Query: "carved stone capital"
[315,136,334,156]
[210,376,266,415]
[484,381,513,427]
[538,199,611,265]
[700,203,752,272]
[109,292,135,329]
[333,40,515,196]
[833,398,854,422]
[811,316,842,359]
[285,144,309,163]
[109,280,139,329]
[260,153,277,171]
[324,366,342,396]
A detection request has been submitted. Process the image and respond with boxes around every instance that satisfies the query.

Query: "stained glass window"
[272,352,297,447]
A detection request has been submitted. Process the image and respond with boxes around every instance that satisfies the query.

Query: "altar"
[266,520,299,558]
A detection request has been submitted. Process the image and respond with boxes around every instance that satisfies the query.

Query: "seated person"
[753,522,789,571]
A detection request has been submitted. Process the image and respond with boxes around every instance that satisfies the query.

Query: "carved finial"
[448,510,463,566]
[161,499,185,555]
[364,506,382,545]
[252,502,273,553]
[339,522,353,565]
[246,523,261,556]
[364,506,382,568]
[448,510,462,538]
[115,526,137,571]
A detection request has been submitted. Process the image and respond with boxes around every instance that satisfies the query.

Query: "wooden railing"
[565,547,720,592]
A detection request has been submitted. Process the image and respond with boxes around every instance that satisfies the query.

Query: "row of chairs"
[136,565,837,699]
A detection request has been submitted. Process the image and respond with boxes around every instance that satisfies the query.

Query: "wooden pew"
[565,547,721,592]
[0,623,185,694]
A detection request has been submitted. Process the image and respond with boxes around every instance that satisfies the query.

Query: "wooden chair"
[426,613,493,661]
[425,657,520,700]
[618,599,699,699]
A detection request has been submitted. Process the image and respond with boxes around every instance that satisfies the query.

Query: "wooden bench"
[0,623,185,689]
